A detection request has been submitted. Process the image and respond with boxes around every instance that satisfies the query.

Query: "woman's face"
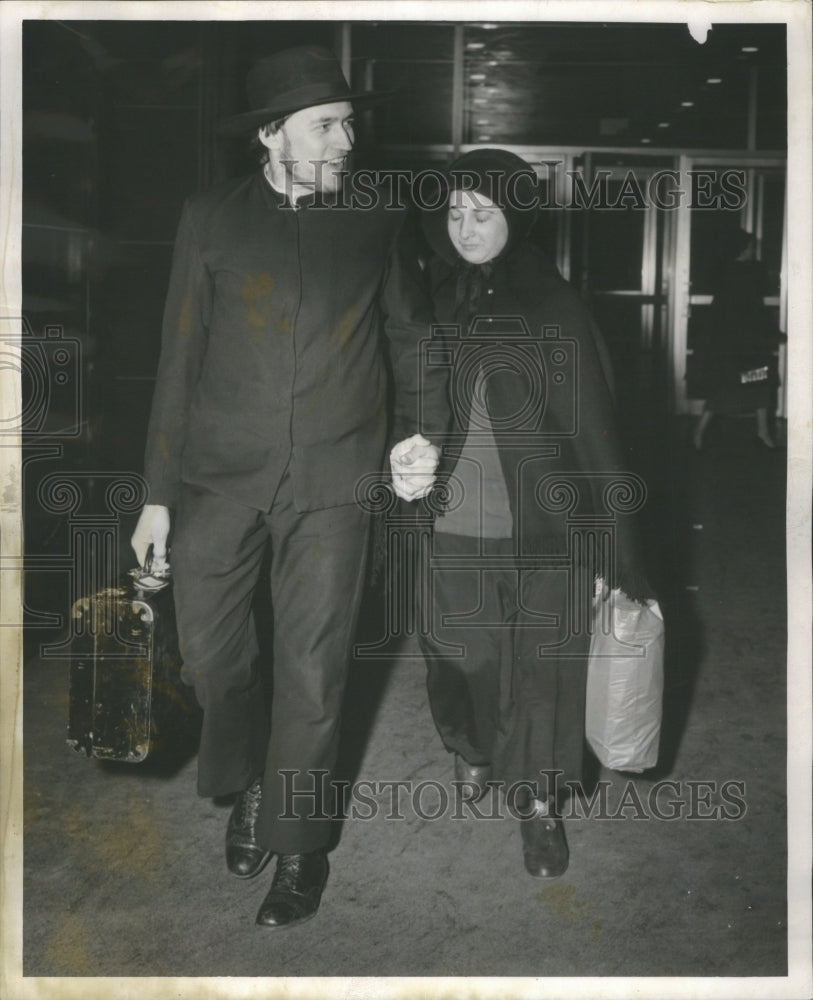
[447,189,509,264]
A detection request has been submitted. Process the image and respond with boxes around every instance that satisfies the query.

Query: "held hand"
[131,505,171,571]
[390,434,440,501]
[595,576,655,608]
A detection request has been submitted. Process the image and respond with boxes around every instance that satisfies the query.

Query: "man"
[130,45,445,929]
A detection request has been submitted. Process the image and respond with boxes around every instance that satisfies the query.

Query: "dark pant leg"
[256,475,370,855]
[419,533,515,767]
[493,566,591,797]
[171,484,271,797]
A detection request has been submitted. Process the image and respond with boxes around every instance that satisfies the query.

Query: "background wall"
[20,19,788,617]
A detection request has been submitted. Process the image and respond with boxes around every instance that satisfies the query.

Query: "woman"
[415,148,651,878]
[692,228,784,450]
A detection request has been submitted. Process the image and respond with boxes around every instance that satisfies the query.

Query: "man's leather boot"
[226,776,272,878]
[255,851,329,929]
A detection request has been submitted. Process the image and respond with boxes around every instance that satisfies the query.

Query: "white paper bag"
[585,589,665,772]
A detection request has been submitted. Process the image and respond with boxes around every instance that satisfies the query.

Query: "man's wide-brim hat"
[218,44,389,135]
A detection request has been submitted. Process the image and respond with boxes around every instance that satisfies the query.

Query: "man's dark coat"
[144,171,447,513]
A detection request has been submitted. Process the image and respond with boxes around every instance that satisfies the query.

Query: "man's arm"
[379,213,449,499]
[143,198,212,508]
[131,199,212,564]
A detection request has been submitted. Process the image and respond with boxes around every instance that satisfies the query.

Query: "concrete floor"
[17,418,801,989]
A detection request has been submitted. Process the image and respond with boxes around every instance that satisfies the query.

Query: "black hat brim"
[217,90,392,136]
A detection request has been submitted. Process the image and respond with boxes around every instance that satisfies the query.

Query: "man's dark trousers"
[172,469,370,855]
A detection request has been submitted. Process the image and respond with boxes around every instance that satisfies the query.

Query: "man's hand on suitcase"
[390,434,439,501]
[131,504,171,571]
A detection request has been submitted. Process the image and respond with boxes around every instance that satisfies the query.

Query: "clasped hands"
[389,433,440,501]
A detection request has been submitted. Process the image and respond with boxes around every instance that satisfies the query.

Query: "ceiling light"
[681,101,695,107]
[658,122,670,128]
[475,119,490,125]
[706,77,722,84]
[478,135,492,141]
[470,73,486,81]
[640,138,652,144]
[741,46,759,53]
[466,42,485,50]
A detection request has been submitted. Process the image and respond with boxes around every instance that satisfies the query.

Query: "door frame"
[668,154,788,416]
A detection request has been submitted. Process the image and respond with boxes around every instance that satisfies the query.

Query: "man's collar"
[259,166,348,209]
[263,163,301,207]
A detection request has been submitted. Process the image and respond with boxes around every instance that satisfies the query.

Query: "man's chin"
[317,173,346,195]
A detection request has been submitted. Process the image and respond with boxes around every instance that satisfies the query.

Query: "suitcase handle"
[128,547,172,592]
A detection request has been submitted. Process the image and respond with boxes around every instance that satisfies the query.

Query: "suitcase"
[66,566,199,763]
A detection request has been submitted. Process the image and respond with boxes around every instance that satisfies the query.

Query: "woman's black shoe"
[255,852,329,929]
[226,776,272,878]
[521,800,569,878]
[453,754,492,803]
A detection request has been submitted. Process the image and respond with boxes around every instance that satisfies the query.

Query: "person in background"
[692,228,784,450]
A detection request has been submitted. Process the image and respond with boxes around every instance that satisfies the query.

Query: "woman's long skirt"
[417,531,591,801]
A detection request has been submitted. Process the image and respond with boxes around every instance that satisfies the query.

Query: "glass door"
[570,158,671,440]
[670,156,787,416]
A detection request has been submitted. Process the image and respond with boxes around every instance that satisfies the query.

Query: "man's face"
[447,189,509,264]
[260,101,355,193]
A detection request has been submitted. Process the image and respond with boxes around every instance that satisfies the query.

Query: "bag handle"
[128,545,172,592]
